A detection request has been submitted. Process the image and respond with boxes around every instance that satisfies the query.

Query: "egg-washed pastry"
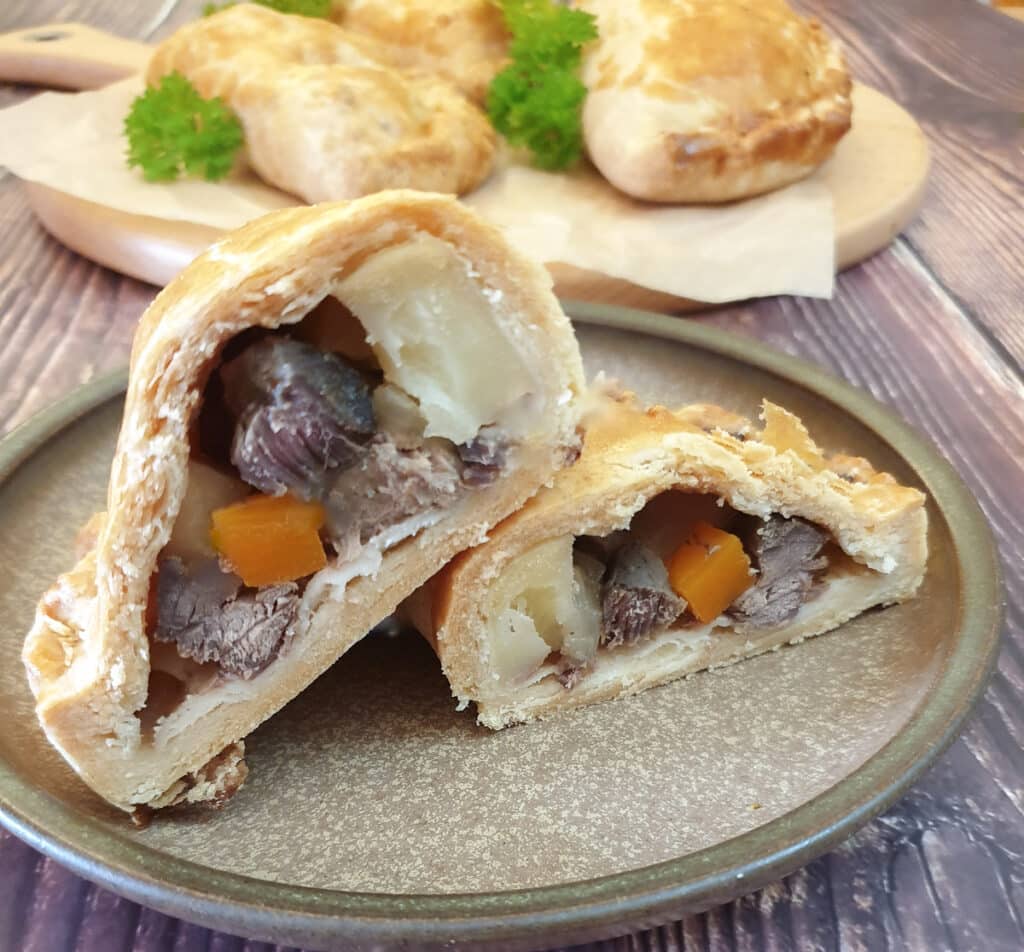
[333,0,509,105]
[146,4,496,203]
[409,394,926,728]
[578,0,853,203]
[22,192,585,815]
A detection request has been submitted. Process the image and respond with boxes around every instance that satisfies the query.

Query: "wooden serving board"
[0,23,930,309]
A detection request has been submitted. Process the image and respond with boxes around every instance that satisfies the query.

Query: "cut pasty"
[146,4,496,202]
[22,192,585,813]
[333,0,509,105]
[410,394,926,728]
[578,0,853,202]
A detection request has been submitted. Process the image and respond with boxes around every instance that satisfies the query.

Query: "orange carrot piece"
[210,494,327,587]
[667,521,754,624]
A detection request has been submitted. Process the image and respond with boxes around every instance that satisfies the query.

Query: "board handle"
[0,23,150,90]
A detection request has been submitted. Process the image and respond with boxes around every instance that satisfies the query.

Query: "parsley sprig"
[487,0,598,171]
[124,73,244,183]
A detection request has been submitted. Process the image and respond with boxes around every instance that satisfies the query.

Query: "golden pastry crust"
[418,394,928,728]
[578,0,853,202]
[146,4,496,202]
[22,191,585,812]
[334,0,509,105]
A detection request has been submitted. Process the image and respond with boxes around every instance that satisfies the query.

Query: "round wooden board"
[23,84,928,310]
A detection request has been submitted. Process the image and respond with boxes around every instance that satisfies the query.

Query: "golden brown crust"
[578,0,853,202]
[146,4,496,202]
[419,394,928,727]
[334,0,509,105]
[22,191,585,811]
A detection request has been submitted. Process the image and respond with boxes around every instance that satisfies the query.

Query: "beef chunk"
[221,337,375,500]
[155,557,299,679]
[325,436,463,558]
[601,542,685,647]
[730,516,828,627]
[458,426,508,487]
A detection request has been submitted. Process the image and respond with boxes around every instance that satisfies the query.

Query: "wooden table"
[1,1,1021,949]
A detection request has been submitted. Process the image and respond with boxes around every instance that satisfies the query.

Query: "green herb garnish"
[487,0,598,171]
[124,72,244,183]
[203,0,332,17]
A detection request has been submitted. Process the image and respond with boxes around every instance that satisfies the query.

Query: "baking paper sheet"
[0,78,835,301]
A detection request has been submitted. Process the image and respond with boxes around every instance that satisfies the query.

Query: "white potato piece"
[485,535,603,682]
[334,233,539,445]
[372,383,428,449]
[489,609,552,685]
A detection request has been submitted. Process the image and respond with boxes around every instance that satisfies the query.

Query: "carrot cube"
[210,494,327,587]
[667,521,754,624]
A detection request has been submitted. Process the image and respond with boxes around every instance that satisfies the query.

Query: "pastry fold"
[22,191,584,813]
[411,396,927,729]
[578,0,853,203]
[146,4,496,203]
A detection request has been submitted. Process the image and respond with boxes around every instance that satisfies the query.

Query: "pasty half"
[22,191,585,813]
[409,394,926,728]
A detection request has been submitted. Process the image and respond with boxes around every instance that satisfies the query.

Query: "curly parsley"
[487,0,598,171]
[124,73,244,183]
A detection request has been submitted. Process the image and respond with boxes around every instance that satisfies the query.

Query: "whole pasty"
[146,4,496,202]
[578,0,853,203]
[22,191,585,814]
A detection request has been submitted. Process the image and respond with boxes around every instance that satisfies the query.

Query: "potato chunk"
[485,535,602,683]
[165,461,248,563]
[335,233,537,445]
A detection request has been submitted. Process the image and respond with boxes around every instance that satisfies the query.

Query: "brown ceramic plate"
[0,304,1001,951]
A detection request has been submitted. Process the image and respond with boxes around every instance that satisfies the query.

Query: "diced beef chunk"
[325,436,463,558]
[221,337,375,500]
[458,425,508,486]
[601,542,685,647]
[730,516,828,627]
[155,557,299,679]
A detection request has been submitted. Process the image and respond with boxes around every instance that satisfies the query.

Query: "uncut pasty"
[578,0,853,203]
[146,3,496,202]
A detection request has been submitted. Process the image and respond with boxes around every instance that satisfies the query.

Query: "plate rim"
[0,302,1003,950]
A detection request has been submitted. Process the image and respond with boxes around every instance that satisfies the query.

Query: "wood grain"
[792,0,1024,372]
[0,1,1022,951]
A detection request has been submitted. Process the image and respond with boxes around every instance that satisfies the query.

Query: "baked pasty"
[22,192,585,814]
[334,0,509,105]
[578,0,853,203]
[409,395,926,728]
[146,4,496,203]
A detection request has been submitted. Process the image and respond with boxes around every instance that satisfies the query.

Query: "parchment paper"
[0,78,835,301]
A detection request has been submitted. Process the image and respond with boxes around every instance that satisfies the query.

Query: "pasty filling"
[483,490,835,688]
[145,235,545,712]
